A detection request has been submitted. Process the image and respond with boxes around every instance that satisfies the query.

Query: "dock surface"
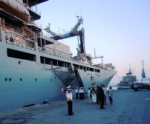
[0,90,150,124]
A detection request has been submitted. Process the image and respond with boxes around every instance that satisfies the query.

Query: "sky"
[35,0,150,84]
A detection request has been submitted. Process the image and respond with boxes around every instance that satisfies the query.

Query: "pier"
[0,89,150,124]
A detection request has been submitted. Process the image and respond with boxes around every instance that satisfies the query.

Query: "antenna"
[92,49,104,65]
[78,3,83,21]
[94,48,96,58]
[129,63,132,74]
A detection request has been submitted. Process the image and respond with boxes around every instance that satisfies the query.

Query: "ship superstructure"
[0,0,116,112]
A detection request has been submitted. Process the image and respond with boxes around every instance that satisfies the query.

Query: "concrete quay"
[0,89,150,124]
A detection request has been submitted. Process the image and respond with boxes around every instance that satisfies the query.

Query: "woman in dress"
[90,87,96,103]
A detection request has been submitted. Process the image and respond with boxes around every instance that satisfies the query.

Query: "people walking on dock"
[65,86,73,116]
[108,86,113,105]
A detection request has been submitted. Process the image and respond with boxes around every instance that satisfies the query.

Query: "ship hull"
[0,41,116,112]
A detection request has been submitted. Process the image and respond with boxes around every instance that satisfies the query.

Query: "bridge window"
[90,68,94,72]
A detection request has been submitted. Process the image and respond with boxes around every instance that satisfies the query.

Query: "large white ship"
[0,0,116,112]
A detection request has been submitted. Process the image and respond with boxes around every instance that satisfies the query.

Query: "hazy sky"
[35,0,150,84]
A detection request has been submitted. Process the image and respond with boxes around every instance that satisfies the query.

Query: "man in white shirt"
[66,86,73,115]
[108,86,113,104]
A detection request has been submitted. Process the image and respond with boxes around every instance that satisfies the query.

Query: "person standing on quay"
[103,85,107,105]
[75,87,79,99]
[108,86,113,104]
[79,87,82,99]
[91,87,96,103]
[81,87,84,100]
[96,86,100,104]
[88,87,92,103]
[65,86,73,115]
[99,84,105,109]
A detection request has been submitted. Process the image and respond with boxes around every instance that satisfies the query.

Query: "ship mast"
[92,49,104,67]
[128,64,132,74]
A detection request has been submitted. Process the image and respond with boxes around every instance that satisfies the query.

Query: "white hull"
[0,37,116,112]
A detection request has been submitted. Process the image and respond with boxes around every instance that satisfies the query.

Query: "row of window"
[4,78,56,82]
[7,49,100,73]
[73,64,100,72]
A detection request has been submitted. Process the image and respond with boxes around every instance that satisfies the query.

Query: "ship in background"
[0,0,116,112]
[118,65,137,89]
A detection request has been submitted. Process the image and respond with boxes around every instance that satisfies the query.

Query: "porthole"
[5,78,7,81]
[9,78,11,81]
[18,61,21,64]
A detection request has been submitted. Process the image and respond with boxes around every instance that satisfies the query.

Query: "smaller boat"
[118,66,137,89]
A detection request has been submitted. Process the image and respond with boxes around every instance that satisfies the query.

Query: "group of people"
[63,86,86,116]
[75,87,85,100]
[88,85,113,109]
[5,34,20,43]
[63,85,113,116]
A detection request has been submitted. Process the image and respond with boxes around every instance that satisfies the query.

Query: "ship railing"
[5,29,35,51]
[39,46,71,60]
[28,6,41,16]
[45,47,71,60]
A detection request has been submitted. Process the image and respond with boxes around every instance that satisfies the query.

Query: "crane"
[44,17,86,55]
